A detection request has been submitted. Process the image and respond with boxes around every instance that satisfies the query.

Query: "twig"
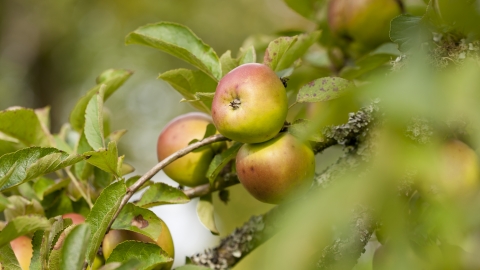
[106,134,229,231]
[184,174,239,199]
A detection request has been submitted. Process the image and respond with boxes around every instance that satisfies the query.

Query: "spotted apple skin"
[157,112,215,187]
[236,133,315,204]
[212,63,288,144]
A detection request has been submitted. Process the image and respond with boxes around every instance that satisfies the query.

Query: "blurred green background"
[0,0,316,267]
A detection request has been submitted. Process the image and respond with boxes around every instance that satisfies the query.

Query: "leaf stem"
[288,101,298,110]
[65,167,93,208]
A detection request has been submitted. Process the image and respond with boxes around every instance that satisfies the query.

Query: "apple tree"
[2,0,480,269]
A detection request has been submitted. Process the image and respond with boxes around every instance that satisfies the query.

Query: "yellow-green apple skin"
[328,0,402,53]
[102,220,175,268]
[235,133,315,204]
[157,112,216,187]
[10,236,33,270]
[62,213,86,225]
[437,139,480,197]
[211,63,288,144]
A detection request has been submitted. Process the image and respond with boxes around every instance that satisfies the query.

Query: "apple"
[102,220,174,267]
[211,63,288,144]
[328,0,402,54]
[157,112,221,187]
[10,236,33,270]
[235,132,315,204]
[62,213,86,225]
[436,139,480,197]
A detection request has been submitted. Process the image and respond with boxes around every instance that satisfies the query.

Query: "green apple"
[235,133,315,204]
[211,63,288,144]
[436,139,480,197]
[10,236,33,270]
[62,213,86,225]
[328,0,402,53]
[102,220,174,268]
[157,112,219,187]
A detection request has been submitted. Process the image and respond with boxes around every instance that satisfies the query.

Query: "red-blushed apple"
[62,213,86,225]
[102,220,174,268]
[236,132,315,204]
[328,0,402,53]
[157,112,220,187]
[211,63,288,144]
[10,236,33,270]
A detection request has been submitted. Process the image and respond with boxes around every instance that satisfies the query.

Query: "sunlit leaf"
[196,194,219,235]
[111,203,164,240]
[85,181,126,265]
[84,141,119,177]
[0,108,50,147]
[159,69,217,113]
[126,22,222,80]
[0,147,83,191]
[84,85,106,150]
[136,183,190,208]
[296,77,354,103]
[106,241,173,269]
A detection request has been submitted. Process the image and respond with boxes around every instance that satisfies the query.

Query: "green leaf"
[0,243,22,270]
[0,108,50,147]
[220,50,239,77]
[390,15,423,53]
[296,77,354,103]
[288,119,324,142]
[33,178,69,200]
[0,216,50,248]
[84,141,119,177]
[29,230,45,270]
[84,85,106,150]
[264,31,321,72]
[0,193,9,212]
[196,194,219,235]
[70,69,132,131]
[112,203,162,240]
[74,131,93,180]
[111,203,164,240]
[284,0,325,21]
[106,240,173,269]
[159,68,217,113]
[175,266,211,270]
[136,183,190,208]
[60,223,91,270]
[180,92,215,113]
[0,147,83,191]
[85,181,127,265]
[206,142,242,185]
[340,54,396,80]
[126,22,222,80]
[238,45,257,65]
[3,196,44,221]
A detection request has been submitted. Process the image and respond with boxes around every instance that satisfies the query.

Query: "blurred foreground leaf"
[60,223,91,270]
[197,194,219,235]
